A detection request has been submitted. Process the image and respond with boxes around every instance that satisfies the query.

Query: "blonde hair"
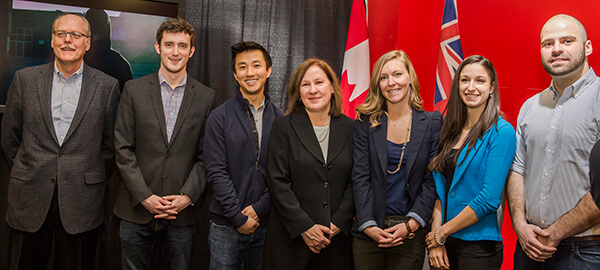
[356,50,423,126]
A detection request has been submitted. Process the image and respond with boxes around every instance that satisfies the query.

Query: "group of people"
[1,11,600,270]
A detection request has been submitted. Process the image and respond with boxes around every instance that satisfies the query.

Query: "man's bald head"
[541,14,587,42]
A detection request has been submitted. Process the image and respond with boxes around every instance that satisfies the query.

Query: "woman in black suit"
[263,58,355,269]
[352,50,441,269]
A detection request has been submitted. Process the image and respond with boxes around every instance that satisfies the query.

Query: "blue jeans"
[208,221,267,270]
[119,219,195,270]
[514,238,600,270]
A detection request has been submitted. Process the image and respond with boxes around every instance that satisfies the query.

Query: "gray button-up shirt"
[51,62,84,146]
[512,68,600,237]
[159,72,186,142]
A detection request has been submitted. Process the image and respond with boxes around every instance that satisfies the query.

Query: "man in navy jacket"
[204,41,283,270]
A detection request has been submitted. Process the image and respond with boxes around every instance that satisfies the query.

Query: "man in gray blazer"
[1,13,120,269]
[113,18,214,270]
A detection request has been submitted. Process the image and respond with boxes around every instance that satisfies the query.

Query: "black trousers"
[8,186,99,270]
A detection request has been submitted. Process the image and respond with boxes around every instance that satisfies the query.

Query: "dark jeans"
[208,221,267,270]
[514,237,600,270]
[119,219,195,270]
[353,216,425,270]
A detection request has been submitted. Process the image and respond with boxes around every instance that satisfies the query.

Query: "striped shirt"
[51,62,84,146]
[512,68,600,237]
[159,72,186,142]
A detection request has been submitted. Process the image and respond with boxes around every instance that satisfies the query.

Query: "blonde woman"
[352,50,441,269]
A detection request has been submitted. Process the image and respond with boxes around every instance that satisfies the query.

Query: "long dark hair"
[429,55,501,172]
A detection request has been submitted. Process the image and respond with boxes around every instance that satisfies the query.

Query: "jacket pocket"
[85,172,106,184]
[10,167,30,182]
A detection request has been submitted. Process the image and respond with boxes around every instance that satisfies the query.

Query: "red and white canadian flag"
[341,0,370,120]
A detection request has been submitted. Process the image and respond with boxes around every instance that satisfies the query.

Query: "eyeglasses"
[53,30,89,39]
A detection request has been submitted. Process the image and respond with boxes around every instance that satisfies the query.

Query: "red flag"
[341,0,370,120]
[434,0,463,113]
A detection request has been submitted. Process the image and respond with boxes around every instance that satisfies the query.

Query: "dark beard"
[542,49,586,76]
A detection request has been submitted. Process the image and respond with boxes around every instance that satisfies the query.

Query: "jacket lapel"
[405,109,427,178]
[168,82,196,148]
[37,63,59,145]
[64,64,97,143]
[373,113,388,176]
[148,73,168,145]
[325,115,350,163]
[450,135,486,191]
[291,110,325,164]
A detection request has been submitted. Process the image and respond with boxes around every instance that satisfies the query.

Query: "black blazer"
[264,110,355,269]
[266,110,355,239]
[352,109,441,240]
[113,72,214,226]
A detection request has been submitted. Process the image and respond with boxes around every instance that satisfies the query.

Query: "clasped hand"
[141,194,191,220]
[363,224,406,248]
[302,223,341,253]
[237,206,260,235]
[515,223,558,262]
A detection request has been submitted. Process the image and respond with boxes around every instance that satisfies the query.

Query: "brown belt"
[564,235,600,243]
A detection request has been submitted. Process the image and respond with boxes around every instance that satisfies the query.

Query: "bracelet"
[434,226,445,246]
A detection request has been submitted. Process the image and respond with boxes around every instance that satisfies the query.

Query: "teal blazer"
[432,116,516,241]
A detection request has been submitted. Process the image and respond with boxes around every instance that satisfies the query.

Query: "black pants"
[443,237,503,270]
[8,186,99,270]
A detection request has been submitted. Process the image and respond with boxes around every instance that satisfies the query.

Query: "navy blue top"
[386,140,410,215]
[204,91,284,228]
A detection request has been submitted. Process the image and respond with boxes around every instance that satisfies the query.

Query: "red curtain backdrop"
[366,0,600,269]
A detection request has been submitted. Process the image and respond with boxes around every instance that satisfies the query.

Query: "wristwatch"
[404,219,416,239]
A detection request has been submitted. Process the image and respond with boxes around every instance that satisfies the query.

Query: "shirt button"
[558,105,562,108]
[547,149,551,153]
[541,220,545,224]
[64,100,67,103]
[544,173,548,177]
[65,83,69,86]
[543,197,546,201]
[61,118,65,121]
[450,192,456,199]
[324,182,329,189]
[60,136,64,139]
[322,202,329,208]
[170,112,174,115]
[551,126,555,129]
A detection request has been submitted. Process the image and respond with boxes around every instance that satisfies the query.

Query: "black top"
[443,149,459,223]
[589,140,600,209]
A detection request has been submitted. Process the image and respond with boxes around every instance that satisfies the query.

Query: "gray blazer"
[113,72,214,226]
[1,62,120,234]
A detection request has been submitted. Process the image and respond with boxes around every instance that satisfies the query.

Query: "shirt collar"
[54,61,84,79]
[158,71,187,89]
[242,94,265,111]
[549,68,597,99]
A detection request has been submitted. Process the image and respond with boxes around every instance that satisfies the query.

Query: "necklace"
[387,112,412,174]
[317,126,329,143]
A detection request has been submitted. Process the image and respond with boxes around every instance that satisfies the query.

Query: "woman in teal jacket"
[425,55,516,270]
